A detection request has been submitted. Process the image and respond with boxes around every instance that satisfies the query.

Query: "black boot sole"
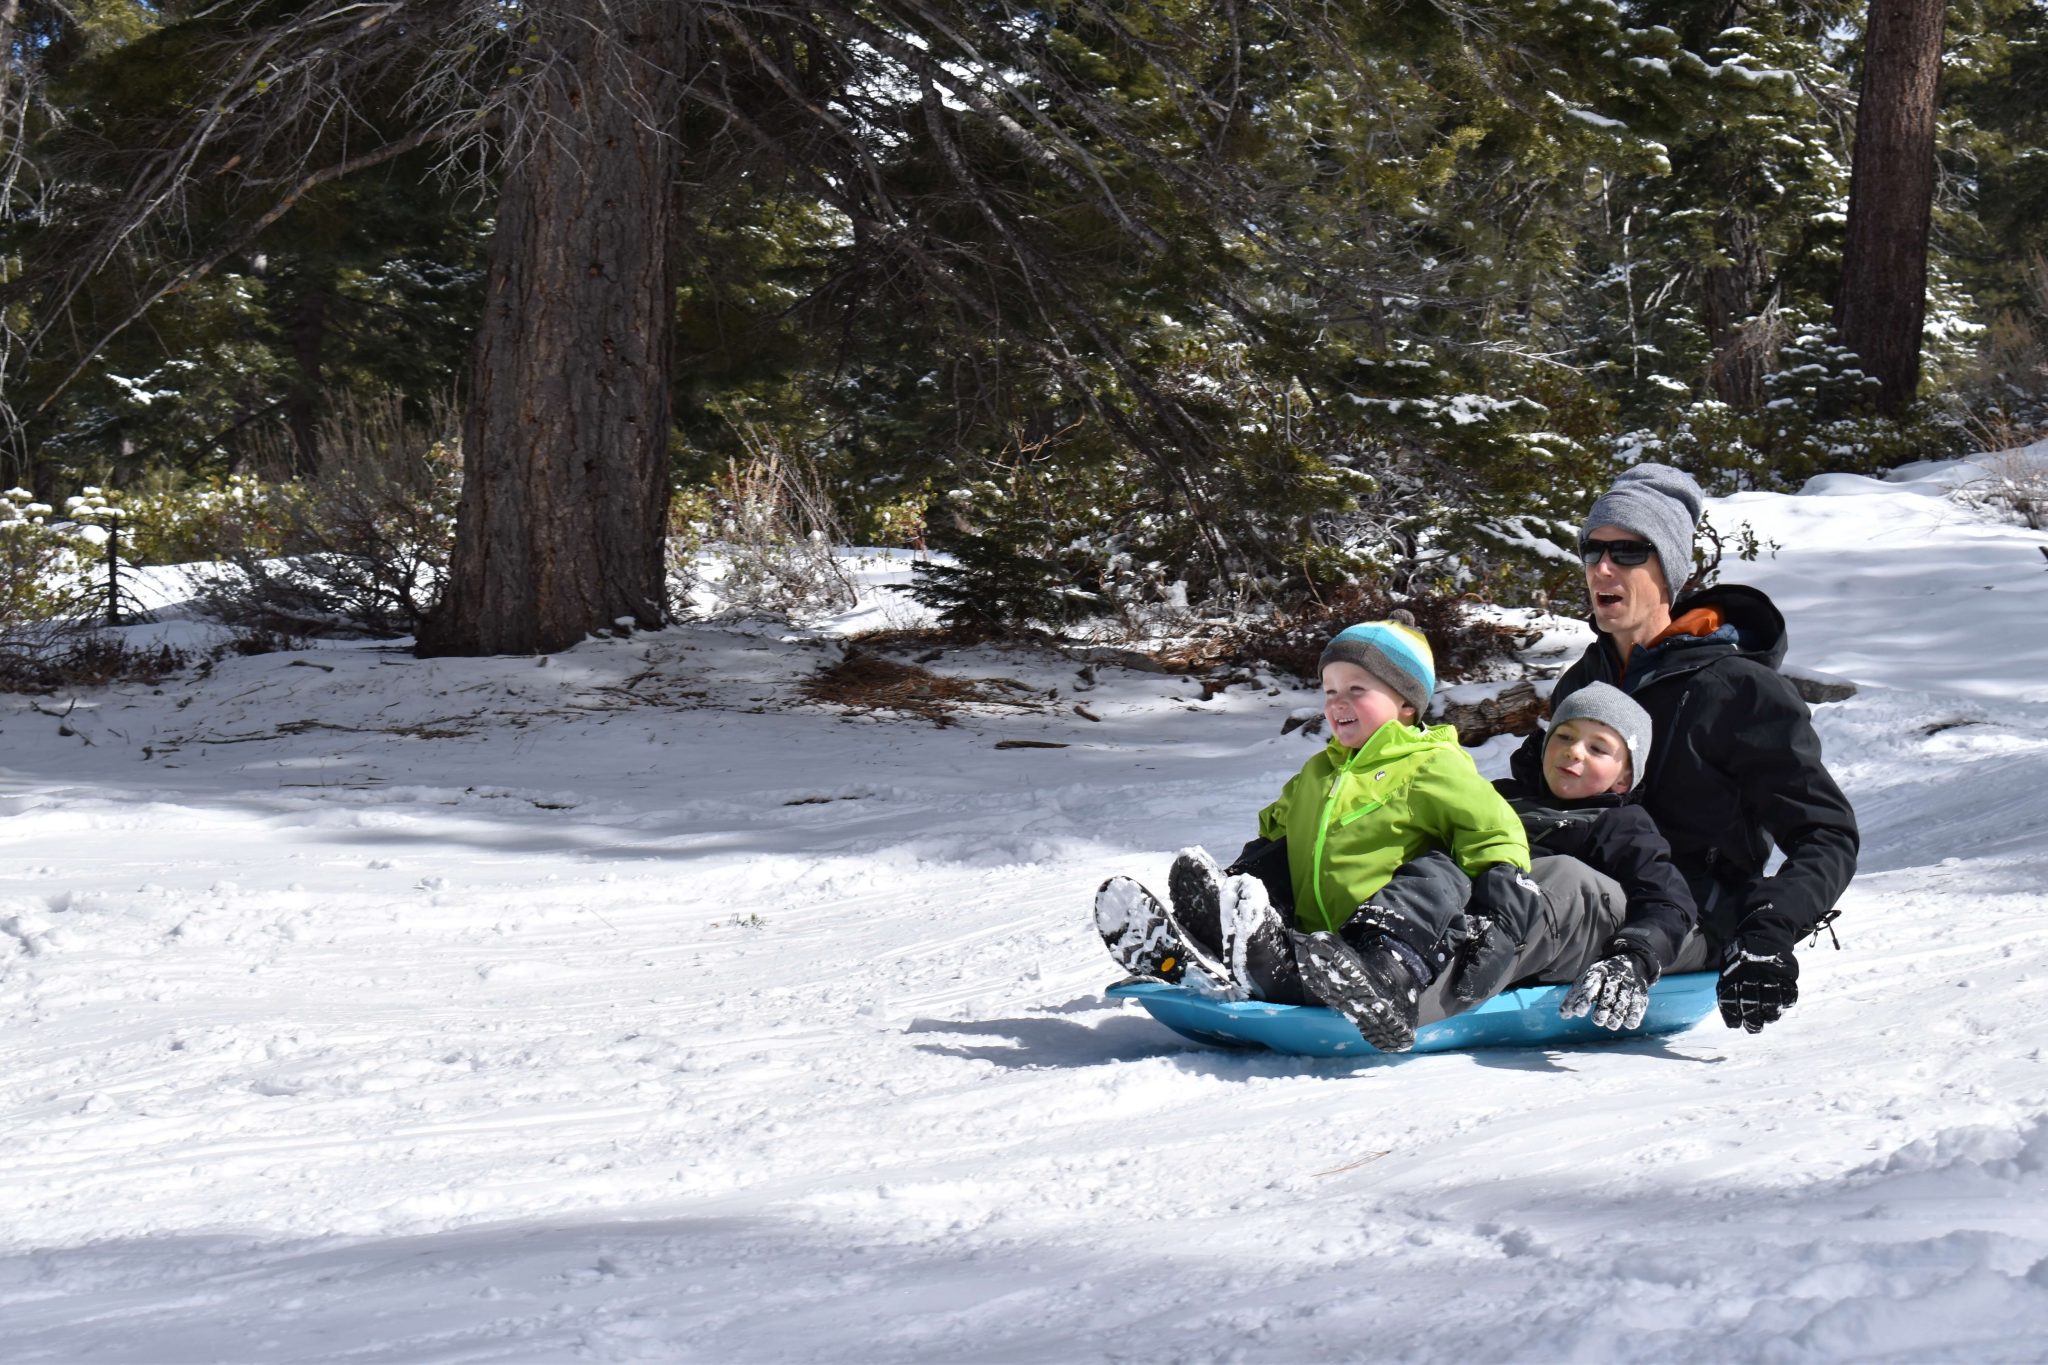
[1095,876,1188,982]
[1167,851,1226,960]
[1298,933,1418,1053]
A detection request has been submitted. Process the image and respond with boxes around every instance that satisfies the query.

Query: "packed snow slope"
[4,456,2048,1363]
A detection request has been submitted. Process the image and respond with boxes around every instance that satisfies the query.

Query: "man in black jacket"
[1506,464,1859,1033]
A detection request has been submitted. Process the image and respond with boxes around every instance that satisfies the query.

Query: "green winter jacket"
[1258,720,1531,934]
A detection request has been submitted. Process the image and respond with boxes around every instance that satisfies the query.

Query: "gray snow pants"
[1412,854,1627,1028]
[1237,851,1630,1019]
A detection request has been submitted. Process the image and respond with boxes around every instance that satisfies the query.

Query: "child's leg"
[1337,847,1470,978]
[1221,875,1319,1004]
[1293,850,1471,1051]
[1167,847,1228,960]
[1515,855,1628,983]
[1095,875,1229,988]
[1094,877,1189,981]
[1404,856,1628,1026]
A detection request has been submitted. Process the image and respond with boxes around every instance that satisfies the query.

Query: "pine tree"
[1836,0,1948,415]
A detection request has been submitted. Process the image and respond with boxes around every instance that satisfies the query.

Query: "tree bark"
[1835,0,1946,416]
[1702,210,1773,408]
[285,278,328,475]
[416,0,683,657]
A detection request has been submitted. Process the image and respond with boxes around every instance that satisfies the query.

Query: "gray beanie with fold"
[1547,681,1652,784]
[1582,463,1705,601]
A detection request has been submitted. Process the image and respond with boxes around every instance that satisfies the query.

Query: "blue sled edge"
[1107,972,1718,1058]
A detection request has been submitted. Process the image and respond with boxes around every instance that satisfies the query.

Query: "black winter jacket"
[1497,791,1698,972]
[1507,583,1858,950]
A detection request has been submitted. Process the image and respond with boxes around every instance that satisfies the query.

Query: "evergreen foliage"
[1,0,2044,639]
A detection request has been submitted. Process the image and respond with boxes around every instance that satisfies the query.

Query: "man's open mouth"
[1595,591,1624,608]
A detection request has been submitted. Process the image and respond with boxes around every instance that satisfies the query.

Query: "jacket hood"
[1670,582,1789,670]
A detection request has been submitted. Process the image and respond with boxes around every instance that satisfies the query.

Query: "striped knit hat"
[1317,620,1436,717]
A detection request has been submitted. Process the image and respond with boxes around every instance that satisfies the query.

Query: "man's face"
[1583,523,1668,638]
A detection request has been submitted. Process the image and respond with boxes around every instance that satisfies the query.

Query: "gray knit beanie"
[1582,463,1705,601]
[1547,682,1652,785]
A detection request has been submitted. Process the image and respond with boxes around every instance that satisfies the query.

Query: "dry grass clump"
[0,635,188,694]
[1951,449,2048,531]
[801,651,1042,725]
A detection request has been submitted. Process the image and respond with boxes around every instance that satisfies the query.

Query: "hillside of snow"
[4,454,2048,1362]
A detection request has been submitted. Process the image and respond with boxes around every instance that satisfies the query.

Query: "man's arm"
[1579,805,1697,971]
[1720,664,1860,941]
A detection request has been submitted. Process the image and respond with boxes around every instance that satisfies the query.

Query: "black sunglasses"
[1579,537,1656,567]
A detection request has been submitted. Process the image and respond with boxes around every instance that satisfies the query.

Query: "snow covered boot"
[1167,846,1229,959]
[1295,931,1424,1053]
[1223,874,1313,1003]
[1095,877,1197,983]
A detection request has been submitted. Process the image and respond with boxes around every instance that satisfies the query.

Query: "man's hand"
[1718,931,1798,1033]
[1562,948,1652,1031]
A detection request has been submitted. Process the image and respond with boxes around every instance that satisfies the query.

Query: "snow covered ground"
[4,455,2048,1363]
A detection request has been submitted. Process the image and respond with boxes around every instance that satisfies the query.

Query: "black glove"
[1561,939,1655,1031]
[1452,914,1519,1004]
[1718,925,1799,1033]
[1226,836,1293,914]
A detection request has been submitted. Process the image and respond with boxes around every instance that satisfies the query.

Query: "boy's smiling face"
[1321,661,1411,748]
[1543,717,1633,800]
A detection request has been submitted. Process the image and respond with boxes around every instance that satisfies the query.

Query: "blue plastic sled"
[1107,972,1718,1057]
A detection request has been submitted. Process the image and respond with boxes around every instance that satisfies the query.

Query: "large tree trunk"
[416,0,683,657]
[1702,209,1774,408]
[285,278,328,475]
[1835,0,1946,416]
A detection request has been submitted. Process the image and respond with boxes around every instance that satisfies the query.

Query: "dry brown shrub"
[0,635,188,694]
[1951,449,2048,531]
[801,651,1043,725]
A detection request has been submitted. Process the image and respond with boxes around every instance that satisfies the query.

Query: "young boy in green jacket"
[1095,619,1546,1051]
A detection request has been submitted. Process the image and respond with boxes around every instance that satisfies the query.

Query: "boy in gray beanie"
[1546,682,1652,786]
[1582,463,1705,602]
[1491,681,1697,1031]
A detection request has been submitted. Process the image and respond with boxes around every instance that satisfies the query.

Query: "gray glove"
[1561,952,1651,1031]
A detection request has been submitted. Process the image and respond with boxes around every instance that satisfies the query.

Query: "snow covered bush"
[690,431,856,620]
[0,487,94,639]
[905,524,1101,635]
[1628,330,1966,495]
[124,474,302,567]
[0,488,180,691]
